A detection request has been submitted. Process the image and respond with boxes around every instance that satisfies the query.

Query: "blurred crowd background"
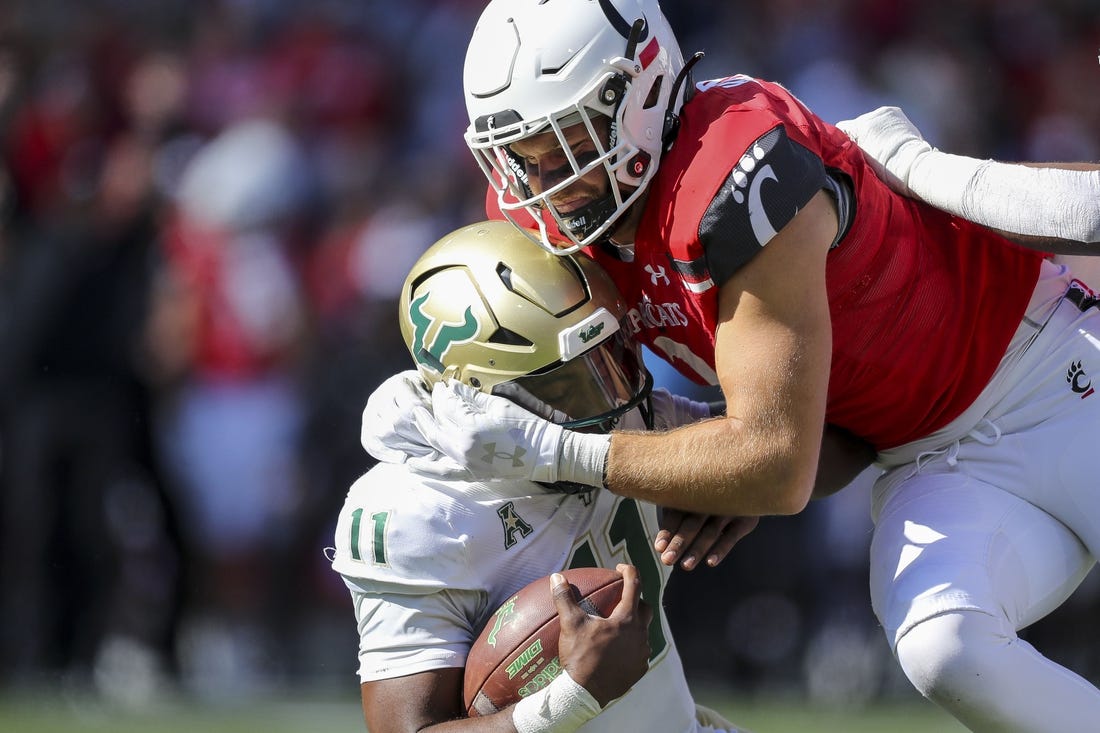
[0,0,1097,714]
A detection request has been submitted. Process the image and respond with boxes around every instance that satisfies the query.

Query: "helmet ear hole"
[642,76,663,110]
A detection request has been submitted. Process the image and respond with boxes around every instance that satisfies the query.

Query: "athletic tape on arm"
[909,153,1100,243]
[511,670,602,733]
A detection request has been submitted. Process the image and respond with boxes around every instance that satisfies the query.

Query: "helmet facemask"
[490,318,653,432]
[464,0,687,255]
[468,70,648,255]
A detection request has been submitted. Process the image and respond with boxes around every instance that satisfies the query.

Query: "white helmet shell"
[463,0,685,254]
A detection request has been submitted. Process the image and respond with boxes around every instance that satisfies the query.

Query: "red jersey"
[489,76,1044,450]
[161,212,305,380]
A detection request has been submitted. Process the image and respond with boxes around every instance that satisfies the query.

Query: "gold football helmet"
[399,220,651,430]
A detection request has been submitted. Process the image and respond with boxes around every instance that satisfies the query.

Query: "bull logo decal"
[578,322,606,344]
[409,292,479,371]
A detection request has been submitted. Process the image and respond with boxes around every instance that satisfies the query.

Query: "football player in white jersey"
[331,220,749,733]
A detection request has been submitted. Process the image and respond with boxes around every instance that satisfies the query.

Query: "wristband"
[556,431,610,488]
[512,669,602,733]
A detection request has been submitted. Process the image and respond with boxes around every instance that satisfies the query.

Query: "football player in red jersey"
[364,1,1100,730]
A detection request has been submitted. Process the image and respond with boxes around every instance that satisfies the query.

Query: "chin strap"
[637,393,655,430]
[560,194,619,241]
[662,51,704,148]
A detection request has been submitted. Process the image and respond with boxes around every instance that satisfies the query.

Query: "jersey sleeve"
[349,584,481,682]
[331,468,476,592]
[699,123,827,286]
[332,466,492,681]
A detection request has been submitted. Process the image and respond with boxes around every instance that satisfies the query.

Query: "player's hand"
[552,564,651,707]
[403,380,563,482]
[836,105,933,198]
[360,370,441,463]
[655,511,760,570]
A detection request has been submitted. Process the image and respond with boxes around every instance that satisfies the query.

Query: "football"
[463,566,625,717]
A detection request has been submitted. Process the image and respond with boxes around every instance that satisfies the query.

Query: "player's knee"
[894,610,1008,705]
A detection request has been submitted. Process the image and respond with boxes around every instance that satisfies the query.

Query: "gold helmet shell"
[398,220,650,429]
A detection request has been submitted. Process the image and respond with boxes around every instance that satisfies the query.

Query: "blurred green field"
[0,689,967,733]
[693,687,968,733]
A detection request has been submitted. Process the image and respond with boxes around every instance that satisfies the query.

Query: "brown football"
[462,567,624,717]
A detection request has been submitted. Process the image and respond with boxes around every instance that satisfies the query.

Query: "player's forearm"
[604,415,817,516]
[840,107,1100,244]
[362,672,523,733]
[910,155,1100,244]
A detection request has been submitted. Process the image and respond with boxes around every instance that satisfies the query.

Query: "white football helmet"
[463,0,689,254]
[399,220,652,430]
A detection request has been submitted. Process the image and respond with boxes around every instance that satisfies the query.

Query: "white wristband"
[512,670,602,733]
[556,431,611,488]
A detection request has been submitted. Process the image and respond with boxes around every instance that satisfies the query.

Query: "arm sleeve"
[839,105,1100,244]
[909,154,1100,244]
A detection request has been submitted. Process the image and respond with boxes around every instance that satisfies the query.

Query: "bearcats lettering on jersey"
[486,75,1044,450]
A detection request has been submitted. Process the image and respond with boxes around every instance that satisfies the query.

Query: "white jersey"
[331,391,734,733]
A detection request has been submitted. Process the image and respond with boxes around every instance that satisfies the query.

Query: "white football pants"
[870,261,1100,732]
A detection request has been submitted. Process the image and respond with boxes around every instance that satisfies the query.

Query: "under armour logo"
[1067,360,1095,399]
[482,442,527,467]
[645,264,669,285]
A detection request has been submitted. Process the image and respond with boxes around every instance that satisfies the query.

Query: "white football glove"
[407,380,610,487]
[836,105,932,198]
[360,370,441,464]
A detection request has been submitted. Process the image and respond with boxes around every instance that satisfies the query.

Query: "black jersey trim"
[699,125,827,287]
[824,168,855,249]
[668,254,708,278]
